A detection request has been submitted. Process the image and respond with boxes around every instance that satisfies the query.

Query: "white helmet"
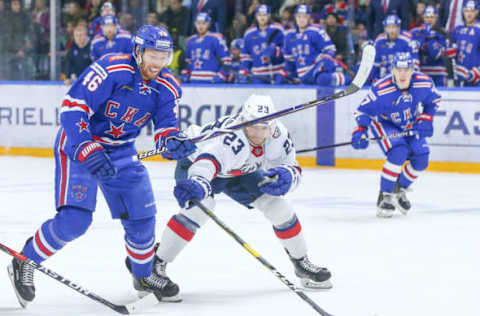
[239,94,276,128]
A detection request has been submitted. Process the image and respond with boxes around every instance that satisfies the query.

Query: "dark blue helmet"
[255,4,271,15]
[133,25,173,65]
[383,14,401,27]
[101,15,117,25]
[195,12,212,23]
[295,4,311,15]
[392,52,414,69]
[463,0,479,10]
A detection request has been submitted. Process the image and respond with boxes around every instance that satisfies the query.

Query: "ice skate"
[7,241,36,308]
[125,255,181,302]
[289,254,332,290]
[394,182,411,215]
[376,191,396,218]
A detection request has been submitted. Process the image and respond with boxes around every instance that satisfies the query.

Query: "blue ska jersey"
[451,22,480,86]
[283,24,336,81]
[410,24,447,86]
[355,72,441,150]
[183,32,232,83]
[240,23,287,78]
[90,30,134,61]
[59,53,181,160]
[371,31,419,82]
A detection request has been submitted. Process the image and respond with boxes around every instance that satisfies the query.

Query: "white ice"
[0,156,479,316]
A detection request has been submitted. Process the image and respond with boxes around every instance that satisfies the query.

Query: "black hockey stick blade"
[0,242,158,314]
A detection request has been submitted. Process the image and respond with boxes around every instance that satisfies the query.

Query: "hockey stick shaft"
[0,242,157,315]
[296,130,413,154]
[135,45,375,161]
[191,200,334,316]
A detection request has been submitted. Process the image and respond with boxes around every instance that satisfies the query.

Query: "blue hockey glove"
[174,176,212,209]
[414,114,434,138]
[351,126,369,149]
[161,131,197,160]
[75,141,117,180]
[259,167,294,196]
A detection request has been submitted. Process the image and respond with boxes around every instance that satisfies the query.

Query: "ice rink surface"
[0,156,479,316]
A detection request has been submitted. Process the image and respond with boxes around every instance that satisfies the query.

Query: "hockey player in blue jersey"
[351,53,441,218]
[411,6,448,86]
[154,94,332,291]
[450,0,480,86]
[238,4,288,84]
[371,15,418,83]
[88,1,116,37]
[228,38,243,83]
[181,13,231,83]
[7,25,197,307]
[90,15,134,61]
[284,5,350,86]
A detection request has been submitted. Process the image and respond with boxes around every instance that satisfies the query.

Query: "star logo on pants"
[105,121,126,138]
[76,117,89,133]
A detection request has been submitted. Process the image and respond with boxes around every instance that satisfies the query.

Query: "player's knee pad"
[121,216,156,244]
[251,194,295,226]
[178,197,215,228]
[387,145,409,165]
[410,153,429,171]
[53,207,92,242]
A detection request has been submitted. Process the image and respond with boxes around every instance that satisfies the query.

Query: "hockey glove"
[259,167,294,196]
[351,126,369,149]
[161,131,197,160]
[75,141,117,180]
[174,176,212,209]
[414,114,434,138]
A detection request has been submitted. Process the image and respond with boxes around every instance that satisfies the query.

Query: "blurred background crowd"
[0,0,478,87]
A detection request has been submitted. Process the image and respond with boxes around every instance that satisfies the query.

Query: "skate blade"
[376,207,395,218]
[7,264,29,308]
[300,278,333,290]
[136,290,182,303]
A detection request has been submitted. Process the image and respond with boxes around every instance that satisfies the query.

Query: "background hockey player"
[7,25,196,308]
[284,5,350,86]
[450,0,480,87]
[90,15,133,61]
[351,53,441,218]
[181,13,231,83]
[238,4,288,84]
[371,14,418,83]
[411,6,448,87]
[154,94,332,292]
[228,38,243,83]
[88,1,117,37]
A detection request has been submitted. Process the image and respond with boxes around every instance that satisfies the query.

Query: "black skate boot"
[125,249,181,302]
[288,252,332,289]
[7,238,36,307]
[394,182,411,215]
[376,191,396,218]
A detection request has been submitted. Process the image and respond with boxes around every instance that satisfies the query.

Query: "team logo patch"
[138,82,152,95]
[76,117,89,133]
[251,146,264,157]
[71,185,87,202]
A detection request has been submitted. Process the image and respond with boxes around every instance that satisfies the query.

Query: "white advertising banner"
[335,88,480,162]
[0,84,318,155]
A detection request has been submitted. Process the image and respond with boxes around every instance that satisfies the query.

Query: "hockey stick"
[296,130,414,154]
[190,199,334,316]
[134,44,375,161]
[1,242,158,315]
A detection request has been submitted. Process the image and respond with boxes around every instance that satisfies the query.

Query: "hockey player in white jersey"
[155,94,332,290]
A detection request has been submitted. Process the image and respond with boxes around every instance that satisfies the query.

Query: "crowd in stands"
[0,0,478,87]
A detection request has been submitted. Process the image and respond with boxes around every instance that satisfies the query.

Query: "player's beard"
[140,62,162,81]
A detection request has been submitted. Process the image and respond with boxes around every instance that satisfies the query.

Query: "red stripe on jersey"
[62,99,92,114]
[35,231,53,256]
[59,131,67,206]
[163,73,181,88]
[156,77,180,99]
[154,127,178,142]
[372,120,390,151]
[274,221,302,239]
[167,217,194,241]
[194,156,220,179]
[106,65,135,72]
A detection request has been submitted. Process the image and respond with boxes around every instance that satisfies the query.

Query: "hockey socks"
[273,215,307,259]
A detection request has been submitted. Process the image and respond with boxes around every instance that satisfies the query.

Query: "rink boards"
[0,82,479,173]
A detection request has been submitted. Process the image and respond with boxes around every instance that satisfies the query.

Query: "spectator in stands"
[88,2,116,37]
[355,0,370,26]
[246,0,261,24]
[0,0,7,80]
[64,0,87,25]
[226,13,248,43]
[320,0,348,25]
[159,0,189,49]
[127,0,144,30]
[119,12,135,33]
[5,0,34,80]
[147,11,159,26]
[32,0,50,80]
[189,0,227,34]
[410,1,427,29]
[367,0,411,39]
[64,24,91,86]
[439,0,466,33]
[86,0,102,23]
[325,12,350,62]
[90,15,133,61]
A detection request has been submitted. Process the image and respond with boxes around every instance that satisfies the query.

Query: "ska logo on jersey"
[138,82,152,95]
[71,185,87,202]
[105,121,126,138]
[76,118,89,133]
